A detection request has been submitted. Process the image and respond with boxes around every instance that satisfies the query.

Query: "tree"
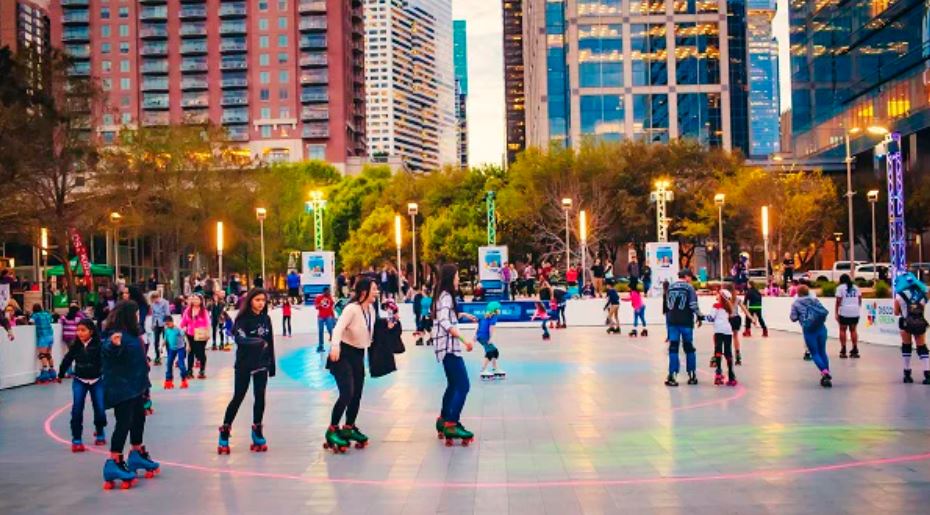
[325,165,392,260]
[339,205,406,271]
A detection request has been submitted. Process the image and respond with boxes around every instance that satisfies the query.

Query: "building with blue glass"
[453,19,468,167]
[521,0,733,151]
[746,0,779,158]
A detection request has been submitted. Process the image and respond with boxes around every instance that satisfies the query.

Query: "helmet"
[894,272,928,294]
[486,301,502,314]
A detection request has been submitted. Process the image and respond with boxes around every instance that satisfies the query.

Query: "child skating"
[31,304,55,383]
[532,301,551,340]
[477,302,506,380]
[627,279,647,337]
[161,316,188,390]
[58,319,108,452]
[790,284,833,388]
[705,290,738,386]
[604,284,621,335]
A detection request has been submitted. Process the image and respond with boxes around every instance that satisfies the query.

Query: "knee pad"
[682,341,696,354]
[902,343,913,356]
[917,345,929,358]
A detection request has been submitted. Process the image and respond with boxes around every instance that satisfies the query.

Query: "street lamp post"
[40,227,48,307]
[307,190,327,251]
[579,210,587,292]
[394,214,402,296]
[256,208,267,283]
[561,198,572,273]
[762,206,770,287]
[844,125,890,273]
[867,190,879,282]
[714,193,725,281]
[408,203,418,287]
[216,221,224,287]
[651,180,673,242]
[109,212,122,280]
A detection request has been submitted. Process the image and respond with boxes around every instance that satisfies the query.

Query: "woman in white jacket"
[706,289,738,386]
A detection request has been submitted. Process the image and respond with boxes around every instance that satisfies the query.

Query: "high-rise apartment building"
[745,0,778,158]
[47,0,365,169]
[1,0,51,91]
[364,0,455,172]
[502,0,526,164]
[517,0,734,151]
[453,18,467,167]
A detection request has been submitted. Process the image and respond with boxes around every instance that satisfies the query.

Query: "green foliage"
[326,165,392,259]
[819,281,838,297]
[339,205,405,271]
[874,280,891,299]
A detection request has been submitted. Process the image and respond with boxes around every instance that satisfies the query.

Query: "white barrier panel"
[0,324,65,389]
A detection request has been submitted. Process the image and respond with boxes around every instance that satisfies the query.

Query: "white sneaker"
[492,368,507,378]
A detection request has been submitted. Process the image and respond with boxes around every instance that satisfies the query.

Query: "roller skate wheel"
[103,481,114,490]
[217,446,229,455]
[323,443,331,449]
[338,446,348,453]
[462,439,472,447]
[94,440,106,446]
[355,442,367,449]
[144,470,155,479]
[72,444,85,453]
[120,480,134,490]
[445,438,454,447]
[437,432,444,440]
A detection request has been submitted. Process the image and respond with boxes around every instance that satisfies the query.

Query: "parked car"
[854,263,891,282]
[802,261,867,283]
[910,262,930,281]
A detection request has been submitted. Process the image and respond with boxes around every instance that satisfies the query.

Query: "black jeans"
[110,395,145,453]
[151,325,164,360]
[282,315,292,336]
[223,369,269,425]
[186,335,207,374]
[747,308,767,331]
[212,320,224,346]
[329,343,365,427]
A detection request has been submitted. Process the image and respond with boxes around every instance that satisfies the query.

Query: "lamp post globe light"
[394,214,403,295]
[561,198,572,273]
[714,193,725,281]
[216,221,224,286]
[256,207,267,284]
[844,125,889,274]
[408,202,418,287]
[867,190,879,281]
[40,227,48,306]
[109,212,122,279]
[579,209,587,292]
[762,205,770,287]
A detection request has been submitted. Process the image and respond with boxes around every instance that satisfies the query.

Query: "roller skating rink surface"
[2,325,930,514]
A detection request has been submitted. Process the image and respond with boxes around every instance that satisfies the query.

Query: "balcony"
[220,40,247,53]
[140,26,168,39]
[219,3,247,17]
[61,0,89,6]
[302,124,329,138]
[180,23,207,37]
[180,41,208,54]
[299,18,327,31]
[142,96,170,110]
[301,91,329,103]
[300,71,328,84]
[181,77,208,90]
[61,29,90,42]
[300,53,328,67]
[141,60,169,74]
[222,110,249,124]
[62,11,90,24]
[301,107,329,121]
[181,96,209,108]
[140,0,167,4]
[179,6,207,19]
[141,78,169,91]
[183,110,210,125]
[68,62,91,76]
[220,22,247,35]
[140,7,168,20]
[226,127,249,141]
[221,76,248,88]
[140,44,168,56]
[299,0,327,13]
[221,95,248,106]
[300,36,327,50]
[180,60,208,72]
[220,59,248,70]
[142,113,169,126]
[65,44,91,59]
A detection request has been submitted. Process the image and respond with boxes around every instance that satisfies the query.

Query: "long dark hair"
[127,285,148,308]
[235,288,268,324]
[351,277,375,305]
[431,263,458,318]
[75,318,99,344]
[839,273,853,288]
[105,300,140,335]
[66,304,81,320]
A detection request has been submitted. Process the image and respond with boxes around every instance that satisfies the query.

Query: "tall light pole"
[256,207,267,283]
[306,190,327,251]
[109,212,122,279]
[408,202,418,287]
[651,180,673,242]
[845,125,889,271]
[394,214,403,295]
[216,221,224,286]
[579,209,587,291]
[762,205,770,287]
[561,197,572,273]
[714,193,725,281]
[867,190,879,281]
[40,227,48,306]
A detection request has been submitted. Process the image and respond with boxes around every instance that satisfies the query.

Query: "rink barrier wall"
[0,297,901,390]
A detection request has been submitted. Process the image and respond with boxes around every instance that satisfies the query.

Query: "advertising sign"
[478,246,508,282]
[645,242,680,297]
[301,251,335,289]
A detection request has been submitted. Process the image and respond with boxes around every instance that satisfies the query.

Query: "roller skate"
[180,377,189,389]
[903,369,914,384]
[435,417,446,439]
[163,379,174,390]
[35,370,49,384]
[127,446,160,478]
[803,351,812,361]
[211,344,217,351]
[743,328,751,337]
[480,370,494,381]
[47,368,57,382]
[839,348,848,359]
[324,425,349,453]
[442,421,474,447]
[493,368,507,379]
[542,333,551,340]
[664,373,679,387]
[640,329,648,337]
[726,375,738,387]
[217,424,231,454]
[820,372,833,388]
[605,327,617,334]
[316,345,325,353]
[94,430,106,446]
[735,352,742,366]
[709,356,718,368]
[153,357,162,366]
[197,370,206,379]
[714,373,724,386]
[416,337,424,346]
[340,425,368,449]
[850,347,860,359]
[762,328,769,337]
[923,371,930,385]
[686,371,698,385]
[628,329,638,337]
[71,439,86,453]
[250,424,268,452]
[102,455,136,490]
[143,398,154,416]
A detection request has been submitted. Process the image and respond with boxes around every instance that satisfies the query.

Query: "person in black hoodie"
[218,288,275,454]
[101,301,159,489]
[58,319,107,452]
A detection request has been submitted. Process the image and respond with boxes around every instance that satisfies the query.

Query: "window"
[101,43,111,54]
[260,125,272,138]
[120,60,129,72]
[259,1,268,11]
[580,95,624,141]
[578,24,622,88]
[678,93,722,147]
[101,60,112,72]
[121,96,130,107]
[279,87,288,99]
[277,52,288,64]
[119,6,129,18]
[120,78,131,90]
[101,25,111,38]
[101,7,110,19]
[103,114,114,126]
[260,72,270,84]
[278,35,288,47]
[119,25,129,37]
[674,23,720,86]
[307,144,325,160]
[121,112,132,124]
[260,88,270,100]
[278,70,288,83]
[102,78,112,90]
[278,0,287,10]
[259,36,269,49]
[260,107,271,118]
[260,54,270,66]
[259,19,269,31]
[631,24,668,87]
[278,17,287,29]
[279,107,289,118]
[119,42,129,54]
[633,94,669,143]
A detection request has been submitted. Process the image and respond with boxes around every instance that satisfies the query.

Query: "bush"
[820,281,837,297]
[874,280,891,299]
[615,283,630,293]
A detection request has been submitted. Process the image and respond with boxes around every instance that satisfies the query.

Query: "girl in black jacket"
[58,319,107,452]
[218,288,275,454]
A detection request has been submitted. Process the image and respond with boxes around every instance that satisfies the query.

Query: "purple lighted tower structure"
[884,132,906,284]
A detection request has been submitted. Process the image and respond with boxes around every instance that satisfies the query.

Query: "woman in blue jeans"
[790,285,832,388]
[58,319,107,451]
[432,264,478,446]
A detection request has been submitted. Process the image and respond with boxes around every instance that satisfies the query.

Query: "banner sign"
[478,246,508,282]
[301,251,335,289]
[645,241,680,297]
[69,228,94,288]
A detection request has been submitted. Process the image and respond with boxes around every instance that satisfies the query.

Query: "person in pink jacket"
[181,293,211,379]
[627,279,647,337]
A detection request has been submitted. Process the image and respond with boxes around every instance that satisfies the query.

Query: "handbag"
[193,326,209,341]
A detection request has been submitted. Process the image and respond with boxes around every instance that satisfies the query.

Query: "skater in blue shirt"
[161,316,188,390]
[477,302,506,380]
[664,270,703,386]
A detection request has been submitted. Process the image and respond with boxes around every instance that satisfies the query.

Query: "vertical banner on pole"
[69,228,94,289]
[886,132,906,284]
[645,242,680,297]
[486,191,496,246]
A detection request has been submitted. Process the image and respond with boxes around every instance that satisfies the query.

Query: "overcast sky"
[454,0,793,167]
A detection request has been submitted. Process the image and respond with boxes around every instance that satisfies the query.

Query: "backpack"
[801,300,829,331]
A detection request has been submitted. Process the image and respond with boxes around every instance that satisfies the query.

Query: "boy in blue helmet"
[477,302,506,379]
[894,273,929,384]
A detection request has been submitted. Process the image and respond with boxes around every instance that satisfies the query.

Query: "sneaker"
[850,348,860,359]
[839,348,848,359]
[687,373,698,385]
[664,374,679,387]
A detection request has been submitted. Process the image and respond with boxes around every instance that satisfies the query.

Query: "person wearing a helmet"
[477,302,506,379]
[894,273,929,384]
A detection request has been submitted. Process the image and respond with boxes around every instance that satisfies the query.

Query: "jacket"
[790,296,826,332]
[665,280,702,327]
[151,299,171,327]
[58,337,103,381]
[101,331,151,408]
[233,313,276,376]
[180,308,211,337]
[61,313,85,342]
[368,317,399,378]
[704,305,734,335]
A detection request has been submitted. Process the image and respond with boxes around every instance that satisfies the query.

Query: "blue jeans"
[541,318,550,337]
[667,325,696,374]
[441,354,470,423]
[71,379,106,441]
[803,326,830,373]
[633,307,646,328]
[318,316,335,348]
[165,347,187,380]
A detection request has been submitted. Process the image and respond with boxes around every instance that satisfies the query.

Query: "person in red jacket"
[315,287,336,353]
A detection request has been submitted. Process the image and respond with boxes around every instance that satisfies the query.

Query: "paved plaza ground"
[1,325,929,514]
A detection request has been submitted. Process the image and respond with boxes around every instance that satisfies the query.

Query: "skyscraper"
[364,0,455,172]
[745,0,779,158]
[1,0,51,92]
[518,0,735,150]
[46,0,366,169]
[502,0,526,164]
[453,19,467,168]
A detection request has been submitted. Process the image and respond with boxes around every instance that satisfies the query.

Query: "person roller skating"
[604,284,621,335]
[627,279,647,337]
[57,319,107,454]
[31,304,55,384]
[744,282,768,338]
[161,316,188,390]
[532,301,552,339]
[339,425,369,449]
[835,274,863,359]
[727,284,753,366]
[705,290,738,387]
[790,285,833,388]
[477,302,506,380]
[219,289,276,454]
[665,270,703,387]
[894,273,929,384]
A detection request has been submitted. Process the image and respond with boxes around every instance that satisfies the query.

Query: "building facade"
[364,0,455,172]
[520,0,733,151]
[47,0,365,168]
[745,0,778,158]
[503,0,526,164]
[790,0,930,163]
[1,0,51,92]
[453,18,467,167]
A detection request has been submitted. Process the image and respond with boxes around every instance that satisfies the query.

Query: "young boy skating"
[477,302,506,379]
[162,316,188,390]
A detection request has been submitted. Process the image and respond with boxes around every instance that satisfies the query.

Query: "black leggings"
[329,343,365,427]
[714,333,734,376]
[212,320,224,345]
[747,309,767,330]
[223,369,269,425]
[110,395,145,453]
[186,336,207,374]
[282,315,292,336]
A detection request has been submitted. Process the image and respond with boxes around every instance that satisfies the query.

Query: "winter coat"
[233,313,276,376]
[101,331,151,408]
[58,336,103,381]
[368,318,399,378]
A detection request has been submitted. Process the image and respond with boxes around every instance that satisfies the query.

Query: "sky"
[454,0,793,167]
